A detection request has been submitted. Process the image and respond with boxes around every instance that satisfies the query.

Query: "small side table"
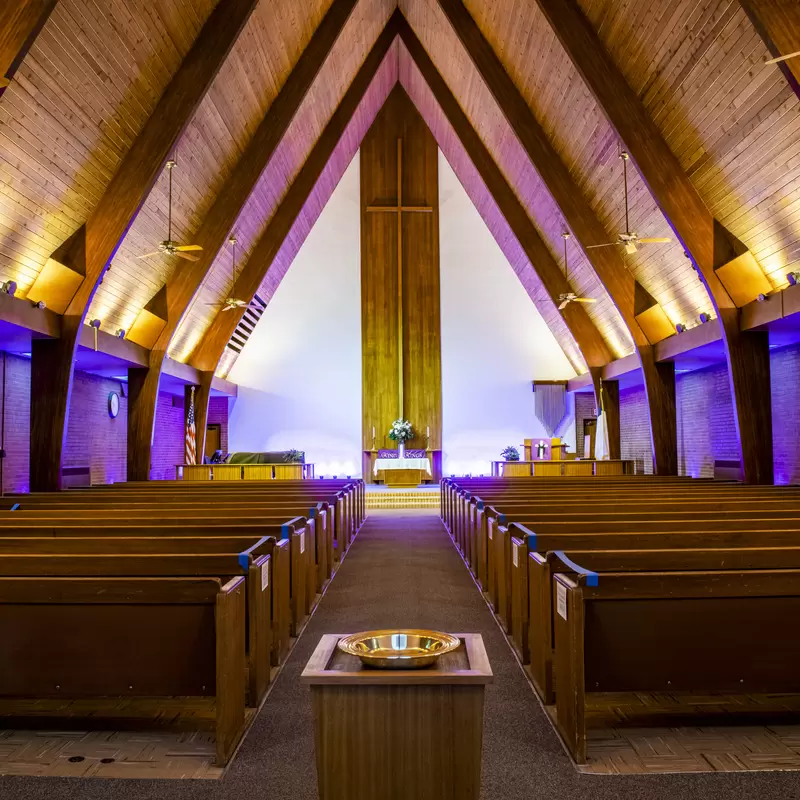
[301,633,493,800]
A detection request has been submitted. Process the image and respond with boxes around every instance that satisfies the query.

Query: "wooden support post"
[190,13,401,375]
[0,0,57,97]
[533,0,772,483]
[28,0,259,490]
[436,0,677,475]
[601,379,620,462]
[740,0,800,102]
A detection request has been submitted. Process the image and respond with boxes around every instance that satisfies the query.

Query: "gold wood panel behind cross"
[366,138,433,420]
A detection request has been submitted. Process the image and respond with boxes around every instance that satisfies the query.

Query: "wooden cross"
[366,138,433,418]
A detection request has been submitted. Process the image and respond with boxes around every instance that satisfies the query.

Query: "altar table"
[374,457,431,487]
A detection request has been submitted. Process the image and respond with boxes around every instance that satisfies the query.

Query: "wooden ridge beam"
[534,0,772,484]
[740,0,800,101]
[188,11,402,447]
[29,0,259,491]
[397,16,613,373]
[0,0,56,97]
[127,0,359,481]
[436,0,676,475]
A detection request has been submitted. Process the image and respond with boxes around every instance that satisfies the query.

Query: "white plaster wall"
[227,156,362,477]
[439,153,577,475]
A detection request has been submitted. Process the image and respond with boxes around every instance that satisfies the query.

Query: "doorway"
[205,424,221,459]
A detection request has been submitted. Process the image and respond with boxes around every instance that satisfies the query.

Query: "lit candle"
[426,426,430,438]
[372,425,375,439]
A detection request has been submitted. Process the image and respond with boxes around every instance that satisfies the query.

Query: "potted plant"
[283,449,305,463]
[388,419,414,457]
[500,446,520,462]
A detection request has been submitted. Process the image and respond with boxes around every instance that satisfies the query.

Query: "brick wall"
[151,391,185,481]
[619,384,653,474]
[208,396,230,453]
[64,371,128,485]
[772,343,800,485]
[574,391,596,458]
[0,354,31,493]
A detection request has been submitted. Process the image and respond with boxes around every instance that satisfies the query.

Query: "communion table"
[301,633,492,800]
[373,456,432,487]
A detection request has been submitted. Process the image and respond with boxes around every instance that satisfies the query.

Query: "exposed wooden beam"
[0,0,56,97]
[189,12,401,380]
[29,0,259,491]
[436,0,676,475]
[126,0,359,481]
[740,0,800,101]
[534,0,773,484]
[397,16,612,373]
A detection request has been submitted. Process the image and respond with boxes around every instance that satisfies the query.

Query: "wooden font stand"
[302,633,492,800]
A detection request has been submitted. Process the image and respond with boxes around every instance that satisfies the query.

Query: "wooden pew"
[0,517,308,638]
[552,568,800,763]
[0,576,247,766]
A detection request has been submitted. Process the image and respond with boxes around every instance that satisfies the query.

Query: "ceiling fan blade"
[585,242,618,249]
[573,297,597,304]
[766,50,800,65]
[175,244,203,251]
[136,251,161,259]
[637,237,672,244]
[557,300,569,310]
[175,251,200,261]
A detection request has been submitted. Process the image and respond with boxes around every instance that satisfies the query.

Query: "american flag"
[185,387,196,465]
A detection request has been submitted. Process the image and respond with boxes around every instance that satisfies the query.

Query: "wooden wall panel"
[361,86,442,451]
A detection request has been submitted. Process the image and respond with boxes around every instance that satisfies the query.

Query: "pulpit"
[302,633,492,800]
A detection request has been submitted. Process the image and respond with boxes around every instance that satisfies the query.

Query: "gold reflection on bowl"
[337,629,460,669]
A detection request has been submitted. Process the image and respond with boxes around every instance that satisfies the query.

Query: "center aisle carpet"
[4,510,799,799]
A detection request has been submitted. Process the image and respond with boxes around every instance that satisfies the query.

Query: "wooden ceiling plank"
[0,0,57,97]
[188,11,402,381]
[29,0,260,492]
[397,16,612,370]
[739,0,800,102]
[436,0,677,474]
[534,0,773,484]
[126,0,360,482]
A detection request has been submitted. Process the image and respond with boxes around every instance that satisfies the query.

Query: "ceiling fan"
[557,232,597,310]
[766,50,800,65]
[137,160,203,262]
[586,151,672,255]
[207,236,260,311]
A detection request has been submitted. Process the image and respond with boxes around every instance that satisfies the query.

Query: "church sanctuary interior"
[4,0,800,796]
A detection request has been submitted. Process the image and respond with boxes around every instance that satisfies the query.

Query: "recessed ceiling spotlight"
[676,323,686,333]
[1,281,17,296]
[699,313,711,323]
[34,300,46,310]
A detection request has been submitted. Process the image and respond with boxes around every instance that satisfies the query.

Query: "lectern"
[301,633,493,800]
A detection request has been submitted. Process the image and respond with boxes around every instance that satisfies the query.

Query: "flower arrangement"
[500,446,520,462]
[388,419,415,443]
[283,449,305,463]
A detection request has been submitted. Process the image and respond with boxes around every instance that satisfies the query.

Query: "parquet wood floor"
[559,693,800,774]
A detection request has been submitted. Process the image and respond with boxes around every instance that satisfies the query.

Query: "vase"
[398,441,405,458]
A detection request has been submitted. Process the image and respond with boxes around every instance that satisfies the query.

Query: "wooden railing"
[489,459,634,477]
[176,463,316,481]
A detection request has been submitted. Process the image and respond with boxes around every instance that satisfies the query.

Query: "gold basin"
[337,629,460,669]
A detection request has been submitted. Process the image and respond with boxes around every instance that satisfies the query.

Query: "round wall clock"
[108,391,120,419]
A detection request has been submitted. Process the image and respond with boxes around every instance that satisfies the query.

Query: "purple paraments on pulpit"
[377,448,426,459]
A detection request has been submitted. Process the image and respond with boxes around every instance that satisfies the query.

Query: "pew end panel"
[553,570,800,765]
[0,576,247,767]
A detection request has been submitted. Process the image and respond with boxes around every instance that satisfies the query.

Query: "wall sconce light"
[34,300,46,310]
[699,313,711,323]
[676,323,686,333]
[1,281,17,296]
[89,319,102,352]
[757,293,768,303]
[116,328,126,339]
[787,272,799,286]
